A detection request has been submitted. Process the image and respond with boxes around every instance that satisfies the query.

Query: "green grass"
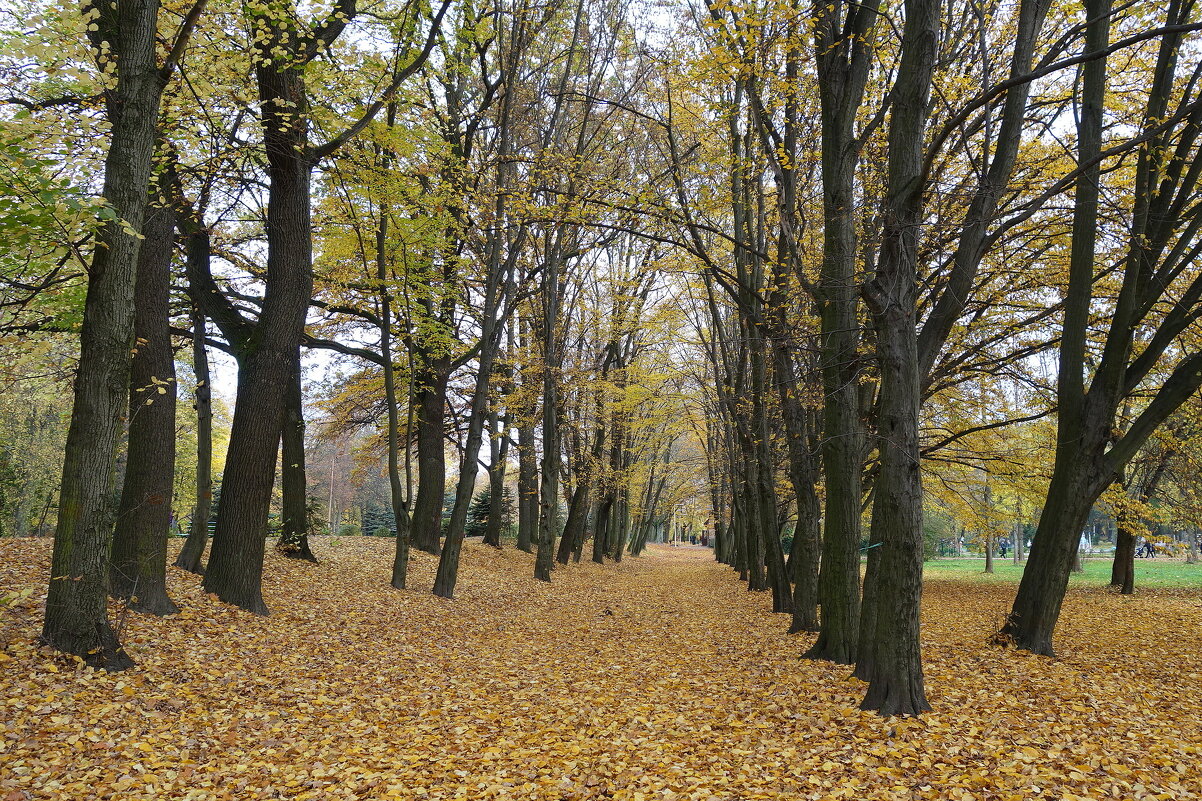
[922,556,1202,588]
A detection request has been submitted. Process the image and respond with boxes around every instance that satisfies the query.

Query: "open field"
[2,537,1200,800]
[923,556,1202,588]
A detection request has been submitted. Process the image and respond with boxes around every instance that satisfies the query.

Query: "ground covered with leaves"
[1,538,1200,800]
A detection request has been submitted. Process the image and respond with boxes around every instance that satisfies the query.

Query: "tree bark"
[804,0,881,664]
[175,296,211,574]
[110,194,180,616]
[855,0,939,716]
[42,0,167,669]
[516,419,538,553]
[277,359,316,561]
[1111,526,1135,594]
[482,407,510,549]
[409,357,450,556]
[999,0,1113,656]
[203,13,325,614]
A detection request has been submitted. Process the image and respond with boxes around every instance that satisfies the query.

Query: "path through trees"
[1,537,1199,799]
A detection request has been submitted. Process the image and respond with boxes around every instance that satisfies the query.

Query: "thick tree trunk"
[557,482,590,564]
[516,421,538,553]
[803,0,880,668]
[175,298,211,574]
[110,196,180,616]
[204,45,317,616]
[750,336,792,613]
[42,0,166,670]
[482,410,510,549]
[1001,466,1106,655]
[999,0,1112,656]
[535,250,562,582]
[773,343,820,632]
[410,359,450,556]
[559,423,603,563]
[592,495,612,564]
[610,492,629,564]
[1111,527,1135,593]
[856,0,939,716]
[277,359,316,561]
[435,307,504,597]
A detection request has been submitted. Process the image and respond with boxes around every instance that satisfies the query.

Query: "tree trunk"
[277,358,316,561]
[592,495,612,564]
[204,37,318,615]
[110,194,180,616]
[42,0,166,670]
[557,481,590,564]
[856,0,939,716]
[175,296,211,574]
[382,284,413,590]
[748,333,792,613]
[535,246,563,582]
[482,409,510,549]
[1000,465,1107,655]
[774,345,820,632]
[410,358,450,556]
[516,420,538,553]
[984,538,994,574]
[806,133,863,655]
[434,291,505,597]
[998,0,1112,656]
[1111,526,1135,593]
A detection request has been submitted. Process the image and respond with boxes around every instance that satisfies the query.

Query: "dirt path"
[2,538,1200,800]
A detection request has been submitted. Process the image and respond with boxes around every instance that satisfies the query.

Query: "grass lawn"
[923,555,1202,587]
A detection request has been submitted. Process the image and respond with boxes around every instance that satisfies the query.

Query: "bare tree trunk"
[42,0,169,669]
[856,0,939,716]
[277,359,316,561]
[516,419,538,553]
[110,193,180,616]
[175,294,211,574]
[1000,0,1112,655]
[804,0,881,664]
[204,16,325,614]
[482,407,510,549]
[409,359,449,556]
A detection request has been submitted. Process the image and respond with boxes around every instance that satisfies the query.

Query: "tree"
[201,0,446,613]
[42,0,202,668]
[108,185,181,615]
[1000,0,1202,656]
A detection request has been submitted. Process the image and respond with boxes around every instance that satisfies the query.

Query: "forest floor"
[1,537,1200,801]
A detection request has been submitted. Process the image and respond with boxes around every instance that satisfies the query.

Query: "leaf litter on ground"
[1,538,1200,800]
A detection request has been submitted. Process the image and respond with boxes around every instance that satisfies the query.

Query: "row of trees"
[3,0,1202,716]
[661,0,1202,715]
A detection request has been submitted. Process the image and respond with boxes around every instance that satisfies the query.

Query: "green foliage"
[465,487,492,539]
[362,502,395,536]
[338,522,362,537]
[465,486,514,539]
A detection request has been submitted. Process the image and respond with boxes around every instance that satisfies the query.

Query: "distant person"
[999,538,1009,559]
